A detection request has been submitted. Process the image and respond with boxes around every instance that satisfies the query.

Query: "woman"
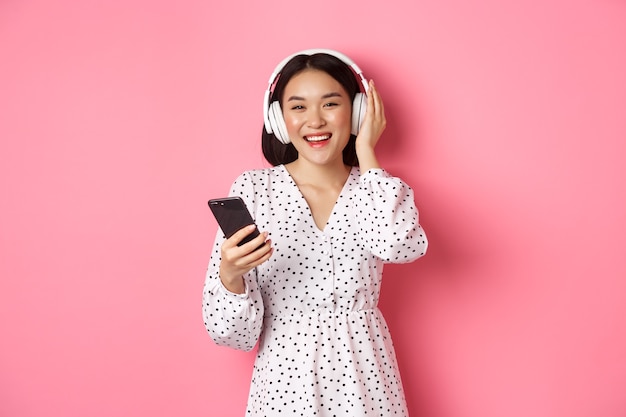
[203,49,428,416]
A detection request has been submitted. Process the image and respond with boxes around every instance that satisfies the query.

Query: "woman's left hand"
[355,80,385,171]
[355,80,386,150]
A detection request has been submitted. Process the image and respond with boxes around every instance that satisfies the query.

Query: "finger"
[223,224,257,248]
[367,80,376,109]
[247,240,273,263]
[366,81,380,116]
[253,245,274,265]
[361,89,376,129]
[369,81,385,124]
[240,238,273,267]
[376,96,386,125]
[240,231,269,254]
[370,81,383,109]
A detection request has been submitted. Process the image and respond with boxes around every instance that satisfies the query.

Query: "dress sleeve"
[353,168,428,263]
[202,172,265,352]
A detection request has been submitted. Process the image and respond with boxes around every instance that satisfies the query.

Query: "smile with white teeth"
[305,134,331,142]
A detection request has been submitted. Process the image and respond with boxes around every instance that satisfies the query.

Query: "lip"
[303,133,332,143]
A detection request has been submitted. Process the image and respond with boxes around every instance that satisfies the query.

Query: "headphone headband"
[263,49,369,143]
[266,49,369,92]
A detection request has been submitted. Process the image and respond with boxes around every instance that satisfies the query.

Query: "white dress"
[203,165,428,416]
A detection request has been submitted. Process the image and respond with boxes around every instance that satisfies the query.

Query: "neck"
[286,158,351,187]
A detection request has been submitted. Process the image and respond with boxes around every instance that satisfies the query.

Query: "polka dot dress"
[203,166,428,416]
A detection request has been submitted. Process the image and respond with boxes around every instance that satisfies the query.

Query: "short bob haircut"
[261,52,362,167]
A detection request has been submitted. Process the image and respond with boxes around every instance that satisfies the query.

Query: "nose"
[306,108,326,128]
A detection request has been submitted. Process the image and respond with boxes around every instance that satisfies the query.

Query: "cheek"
[341,109,352,124]
[283,112,301,130]
[334,108,352,129]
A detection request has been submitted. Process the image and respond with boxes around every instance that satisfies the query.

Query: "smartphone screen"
[208,197,260,246]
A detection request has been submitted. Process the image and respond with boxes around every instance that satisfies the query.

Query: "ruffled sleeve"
[353,168,428,263]
[202,172,265,351]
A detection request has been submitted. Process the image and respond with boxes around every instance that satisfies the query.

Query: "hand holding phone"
[209,197,272,293]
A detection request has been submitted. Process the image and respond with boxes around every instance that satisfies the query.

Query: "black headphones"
[263,49,369,145]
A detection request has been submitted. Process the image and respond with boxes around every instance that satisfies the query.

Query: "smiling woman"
[202,49,428,416]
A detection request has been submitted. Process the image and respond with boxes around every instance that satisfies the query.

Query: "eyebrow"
[286,92,344,102]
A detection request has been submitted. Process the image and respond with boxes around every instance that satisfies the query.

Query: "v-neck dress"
[203,165,428,416]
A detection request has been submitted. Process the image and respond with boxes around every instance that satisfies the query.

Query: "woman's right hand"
[219,225,273,294]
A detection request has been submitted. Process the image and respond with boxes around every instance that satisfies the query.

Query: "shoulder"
[231,165,286,188]
[229,166,287,207]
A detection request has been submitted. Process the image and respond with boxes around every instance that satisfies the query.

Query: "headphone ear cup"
[351,93,367,136]
[269,101,291,144]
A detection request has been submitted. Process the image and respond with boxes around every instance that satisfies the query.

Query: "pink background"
[1,1,625,416]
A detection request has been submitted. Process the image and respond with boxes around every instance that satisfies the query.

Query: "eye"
[323,102,339,108]
[290,105,305,110]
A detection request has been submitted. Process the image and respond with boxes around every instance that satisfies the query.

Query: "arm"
[353,169,428,263]
[202,237,264,351]
[202,172,270,351]
[353,80,428,262]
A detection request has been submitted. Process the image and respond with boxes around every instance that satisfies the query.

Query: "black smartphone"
[208,197,260,246]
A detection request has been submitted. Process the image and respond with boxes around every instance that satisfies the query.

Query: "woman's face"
[281,69,352,167]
